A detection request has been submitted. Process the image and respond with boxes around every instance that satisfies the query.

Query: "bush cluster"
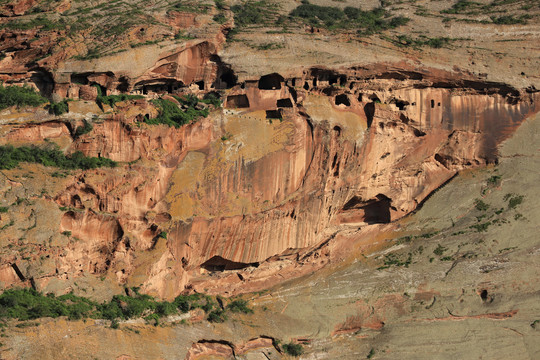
[48,100,69,115]
[0,145,116,170]
[290,3,409,34]
[0,83,47,110]
[394,35,453,48]
[95,86,143,109]
[147,95,211,128]
[74,120,94,138]
[231,1,278,27]
[282,342,304,357]
[0,288,253,326]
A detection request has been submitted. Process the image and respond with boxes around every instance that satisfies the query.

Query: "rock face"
[0,60,538,299]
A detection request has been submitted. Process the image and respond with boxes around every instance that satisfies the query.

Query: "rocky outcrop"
[0,63,538,299]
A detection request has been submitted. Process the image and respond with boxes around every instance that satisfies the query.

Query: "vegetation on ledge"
[289,2,410,35]
[0,288,253,326]
[146,95,216,128]
[0,145,116,170]
[0,83,48,110]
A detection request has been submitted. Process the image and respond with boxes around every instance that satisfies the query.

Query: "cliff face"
[0,57,537,299]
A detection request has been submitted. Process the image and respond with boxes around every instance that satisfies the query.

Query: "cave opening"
[71,73,89,85]
[117,76,130,93]
[258,73,283,90]
[364,102,375,127]
[211,54,237,89]
[30,69,54,97]
[394,99,409,111]
[342,194,392,224]
[480,289,488,301]
[335,94,350,106]
[195,80,205,91]
[201,256,259,272]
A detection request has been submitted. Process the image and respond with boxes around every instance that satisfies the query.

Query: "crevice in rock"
[11,263,25,282]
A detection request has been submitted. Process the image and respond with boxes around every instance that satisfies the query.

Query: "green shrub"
[207,309,227,323]
[433,244,447,256]
[507,194,524,209]
[474,199,489,211]
[282,342,303,357]
[74,120,93,138]
[48,100,69,116]
[147,96,209,128]
[2,16,66,31]
[0,207,8,213]
[213,13,227,24]
[226,299,253,314]
[441,0,481,14]
[0,145,116,170]
[0,83,47,110]
[0,288,252,324]
[491,15,529,25]
[96,93,143,109]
